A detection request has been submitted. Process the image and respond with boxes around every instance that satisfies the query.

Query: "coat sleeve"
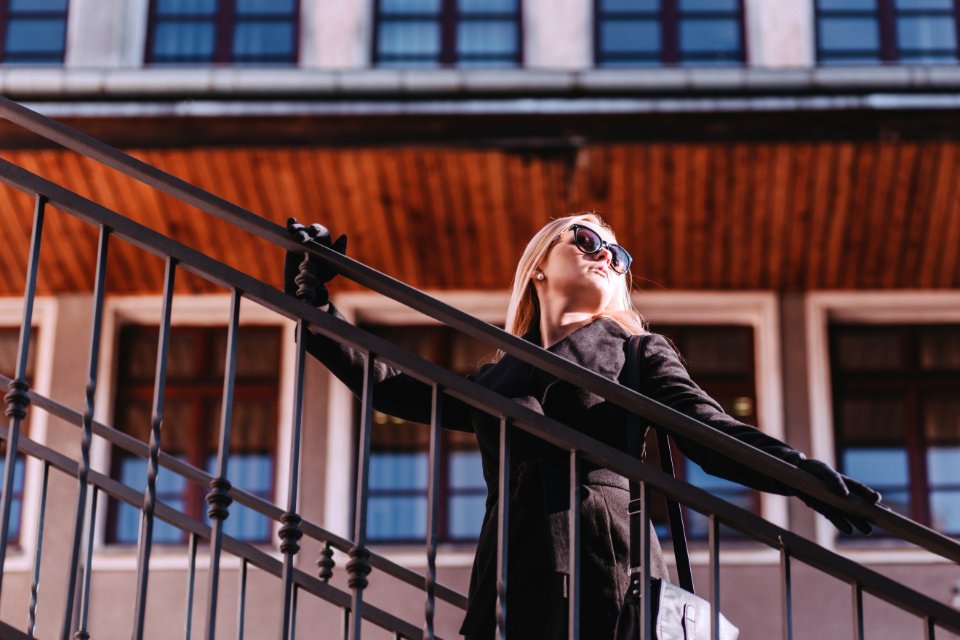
[638,333,801,494]
[301,304,476,432]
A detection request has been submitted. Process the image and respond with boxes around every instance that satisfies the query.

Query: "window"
[831,324,960,535]
[0,0,69,64]
[596,0,745,67]
[0,327,35,545]
[360,325,491,543]
[107,325,281,545]
[650,325,759,539]
[374,0,522,68]
[817,0,960,64]
[146,0,298,65]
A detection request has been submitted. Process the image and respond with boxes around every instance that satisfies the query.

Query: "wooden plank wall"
[0,141,958,295]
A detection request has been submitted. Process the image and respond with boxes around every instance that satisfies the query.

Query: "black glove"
[789,453,882,535]
[283,218,347,307]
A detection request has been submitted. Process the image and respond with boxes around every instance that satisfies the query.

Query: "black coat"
[305,313,802,639]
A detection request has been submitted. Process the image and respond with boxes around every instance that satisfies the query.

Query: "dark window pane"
[10,0,68,9]
[155,0,217,15]
[236,0,296,14]
[369,496,427,540]
[843,448,910,486]
[820,17,881,52]
[458,20,517,57]
[382,0,441,12]
[919,326,960,369]
[602,0,659,9]
[928,446,960,485]
[895,0,954,8]
[601,19,661,53]
[449,495,485,538]
[680,18,740,55]
[459,0,517,12]
[930,491,960,533]
[5,18,66,54]
[207,454,272,541]
[924,399,960,441]
[152,22,216,60]
[370,452,428,490]
[835,328,901,370]
[449,451,484,489]
[0,456,24,541]
[233,22,295,58]
[897,15,957,50]
[680,0,739,11]
[819,0,877,8]
[681,328,752,374]
[838,398,905,442]
[378,20,441,57]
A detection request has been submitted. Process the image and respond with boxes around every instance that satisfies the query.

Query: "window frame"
[815,0,960,65]
[594,0,747,67]
[0,0,70,65]
[144,0,301,66]
[371,0,524,68]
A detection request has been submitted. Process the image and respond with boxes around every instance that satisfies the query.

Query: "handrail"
[1,158,960,634]
[0,125,957,567]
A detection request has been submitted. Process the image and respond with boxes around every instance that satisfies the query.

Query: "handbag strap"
[626,334,695,593]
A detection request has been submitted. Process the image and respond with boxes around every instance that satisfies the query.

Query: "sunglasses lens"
[609,247,630,274]
[574,227,602,253]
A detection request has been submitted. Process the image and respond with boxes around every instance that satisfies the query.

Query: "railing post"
[567,451,581,640]
[279,320,308,639]
[185,532,199,639]
[852,583,864,640]
[638,481,651,640]
[27,462,50,639]
[347,350,377,640]
[62,224,111,640]
[74,487,99,640]
[780,538,793,640]
[237,559,248,640]
[424,384,442,640]
[496,417,511,640]
[132,256,177,640]
[0,194,45,604]
[709,514,720,640]
[204,288,241,640]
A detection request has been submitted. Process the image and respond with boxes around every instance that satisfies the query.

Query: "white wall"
[745,0,816,67]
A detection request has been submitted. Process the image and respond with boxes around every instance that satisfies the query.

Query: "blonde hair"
[503,213,645,341]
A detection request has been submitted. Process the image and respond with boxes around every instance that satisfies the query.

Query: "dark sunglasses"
[556,224,632,275]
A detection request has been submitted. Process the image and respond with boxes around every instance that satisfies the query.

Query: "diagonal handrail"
[1,159,960,634]
[0,105,959,566]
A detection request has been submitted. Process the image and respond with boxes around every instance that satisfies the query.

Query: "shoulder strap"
[626,334,695,593]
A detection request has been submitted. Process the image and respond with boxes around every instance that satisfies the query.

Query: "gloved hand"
[788,453,882,534]
[283,218,347,307]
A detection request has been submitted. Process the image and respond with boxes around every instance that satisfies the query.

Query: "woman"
[284,213,880,639]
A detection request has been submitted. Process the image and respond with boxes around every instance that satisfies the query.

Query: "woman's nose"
[594,246,613,265]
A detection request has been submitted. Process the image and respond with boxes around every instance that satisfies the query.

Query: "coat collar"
[523,316,634,384]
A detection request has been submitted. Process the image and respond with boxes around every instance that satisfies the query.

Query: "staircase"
[0,96,959,639]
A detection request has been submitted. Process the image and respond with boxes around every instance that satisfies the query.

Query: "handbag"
[614,334,739,640]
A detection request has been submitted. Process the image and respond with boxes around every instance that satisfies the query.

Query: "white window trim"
[327,290,785,567]
[90,294,296,569]
[0,296,57,572]
[806,290,960,562]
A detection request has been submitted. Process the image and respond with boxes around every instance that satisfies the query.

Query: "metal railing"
[1,95,960,639]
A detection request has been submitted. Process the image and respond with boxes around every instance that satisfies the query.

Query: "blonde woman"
[284,213,879,639]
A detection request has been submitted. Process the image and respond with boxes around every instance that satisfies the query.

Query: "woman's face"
[537,221,622,313]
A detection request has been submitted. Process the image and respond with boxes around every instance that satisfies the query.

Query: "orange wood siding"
[0,141,958,295]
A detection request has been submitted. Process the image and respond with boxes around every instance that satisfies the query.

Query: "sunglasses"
[556,224,633,275]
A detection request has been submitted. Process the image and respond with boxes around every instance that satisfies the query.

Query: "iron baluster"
[780,539,793,640]
[347,350,376,640]
[290,586,298,640]
[317,541,335,582]
[638,481,651,640]
[496,416,510,640]
[852,583,864,640]
[27,462,50,638]
[0,194,45,600]
[62,224,110,640]
[237,559,247,640]
[185,532,199,639]
[567,451,581,640]
[75,487,99,640]
[132,256,177,640]
[709,514,720,640]
[204,288,241,640]
[279,320,308,639]
[925,617,936,640]
[424,384,442,640]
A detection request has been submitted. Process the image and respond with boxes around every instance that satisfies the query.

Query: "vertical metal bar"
[496,417,511,640]
[75,487,99,640]
[341,609,350,640]
[925,617,936,640]
[567,451,580,640]
[851,583,864,640]
[423,384,442,640]
[132,256,177,640]
[27,463,50,638]
[780,539,793,640]
[204,288,241,640]
[62,224,111,640]
[236,560,247,640]
[279,320,308,639]
[0,195,46,601]
[185,532,198,640]
[348,350,376,640]
[290,586,298,640]
[638,481,651,640]
[709,515,720,640]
